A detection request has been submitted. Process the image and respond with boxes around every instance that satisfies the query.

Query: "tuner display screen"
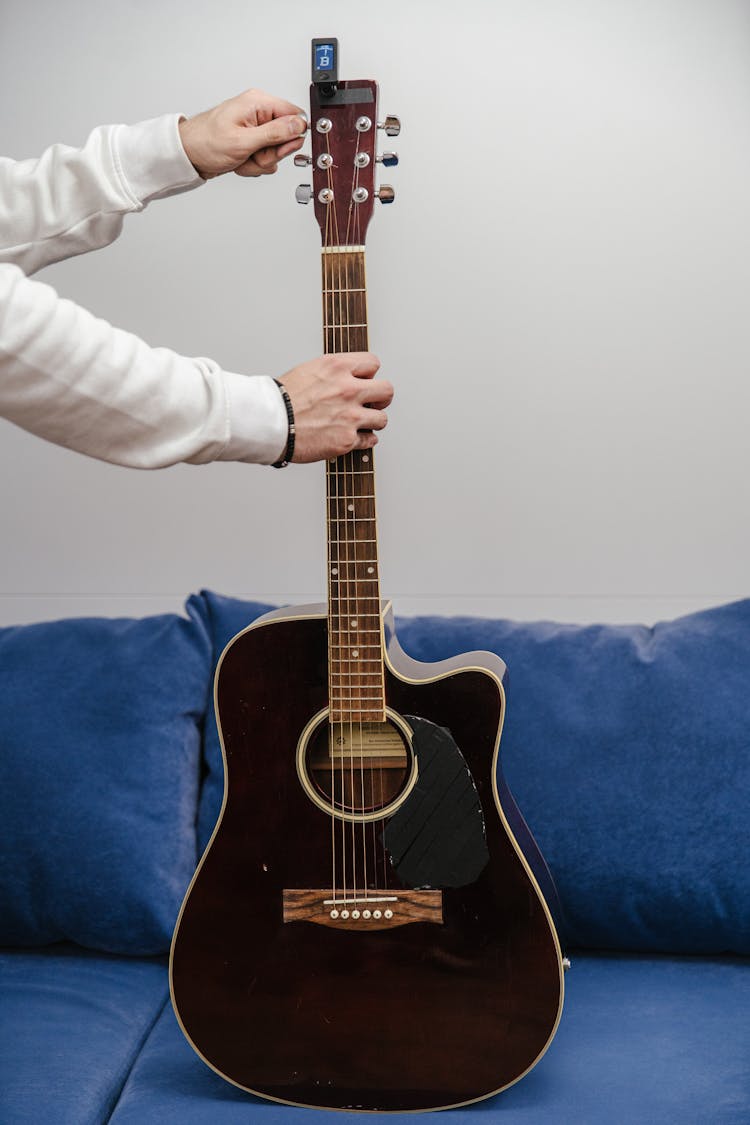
[314,43,335,73]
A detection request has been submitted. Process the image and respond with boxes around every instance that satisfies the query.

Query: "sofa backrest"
[2,591,747,956]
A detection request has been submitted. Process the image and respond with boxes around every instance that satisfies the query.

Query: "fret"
[330,634,382,641]
[330,688,384,697]
[330,708,385,713]
[323,287,366,293]
[327,517,376,525]
[329,643,382,651]
[330,715,386,721]
[330,612,384,621]
[327,470,375,476]
[330,688,385,695]
[326,497,375,506]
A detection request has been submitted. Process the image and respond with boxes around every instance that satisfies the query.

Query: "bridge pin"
[384,909,393,919]
[373,910,382,919]
[341,909,350,919]
[330,909,339,919]
[362,909,372,919]
[352,909,361,919]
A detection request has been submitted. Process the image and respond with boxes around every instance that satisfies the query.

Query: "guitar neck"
[324,248,386,724]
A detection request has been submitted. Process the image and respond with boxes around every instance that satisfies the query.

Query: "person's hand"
[178,89,307,179]
[277,353,393,463]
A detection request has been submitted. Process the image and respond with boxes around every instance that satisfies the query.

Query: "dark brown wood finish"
[170,606,563,1112]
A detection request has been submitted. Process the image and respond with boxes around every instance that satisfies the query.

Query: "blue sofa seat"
[1,592,748,1123]
[2,950,747,1125]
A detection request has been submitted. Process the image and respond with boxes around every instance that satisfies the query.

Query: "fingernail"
[292,115,307,135]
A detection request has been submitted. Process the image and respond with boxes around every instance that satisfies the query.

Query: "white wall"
[1,0,749,626]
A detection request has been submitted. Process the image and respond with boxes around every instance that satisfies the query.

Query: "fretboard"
[324,249,386,724]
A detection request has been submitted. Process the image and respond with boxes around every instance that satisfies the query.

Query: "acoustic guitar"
[170,43,565,1113]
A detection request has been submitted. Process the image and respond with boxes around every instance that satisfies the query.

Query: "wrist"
[115,114,204,204]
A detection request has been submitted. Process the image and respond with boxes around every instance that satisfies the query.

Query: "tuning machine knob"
[377,151,399,168]
[293,154,312,167]
[295,183,313,205]
[375,185,395,204]
[378,115,401,137]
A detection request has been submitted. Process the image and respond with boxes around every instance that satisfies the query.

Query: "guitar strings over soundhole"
[303,714,413,818]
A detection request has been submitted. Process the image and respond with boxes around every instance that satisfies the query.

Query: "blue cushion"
[192,592,750,955]
[106,953,750,1124]
[0,608,211,954]
[0,945,168,1125]
[397,601,750,955]
[186,592,274,853]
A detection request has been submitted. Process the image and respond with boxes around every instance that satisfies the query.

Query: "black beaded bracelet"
[271,379,296,468]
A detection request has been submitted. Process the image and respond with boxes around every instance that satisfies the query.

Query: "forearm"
[0,115,203,275]
[0,263,287,468]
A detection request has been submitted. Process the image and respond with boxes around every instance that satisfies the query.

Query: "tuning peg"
[375,185,395,204]
[377,151,399,168]
[295,183,313,205]
[294,153,312,167]
[378,115,401,137]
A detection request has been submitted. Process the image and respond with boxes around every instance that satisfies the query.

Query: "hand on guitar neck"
[276,351,393,462]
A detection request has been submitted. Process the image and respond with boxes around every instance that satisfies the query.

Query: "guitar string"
[343,129,387,902]
[347,142,371,904]
[349,151,388,897]
[323,179,339,913]
[328,146,357,911]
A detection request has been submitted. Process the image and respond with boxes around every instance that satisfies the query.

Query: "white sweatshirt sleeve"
[0,114,288,467]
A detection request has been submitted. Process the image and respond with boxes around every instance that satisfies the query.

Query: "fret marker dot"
[347,503,354,512]
[352,650,359,658]
[350,619,357,628]
[331,568,338,576]
[363,455,369,463]
[367,567,374,574]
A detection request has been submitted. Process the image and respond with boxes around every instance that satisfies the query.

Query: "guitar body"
[170,603,564,1112]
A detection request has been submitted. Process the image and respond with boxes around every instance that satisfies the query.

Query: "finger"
[358,408,388,432]
[250,145,280,170]
[356,379,394,408]
[241,114,307,156]
[234,88,306,121]
[356,431,379,450]
[340,352,381,378]
[234,156,279,178]
[274,136,305,161]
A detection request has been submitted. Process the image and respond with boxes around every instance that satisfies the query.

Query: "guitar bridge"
[282,888,443,929]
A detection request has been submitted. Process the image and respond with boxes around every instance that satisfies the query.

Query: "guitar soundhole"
[306,716,412,816]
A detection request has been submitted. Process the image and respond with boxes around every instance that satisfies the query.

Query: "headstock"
[295,39,400,248]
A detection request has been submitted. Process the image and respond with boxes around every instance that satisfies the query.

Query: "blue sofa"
[1,591,748,1124]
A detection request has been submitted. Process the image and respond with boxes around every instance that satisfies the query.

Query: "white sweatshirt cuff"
[219,373,289,465]
[113,114,204,207]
